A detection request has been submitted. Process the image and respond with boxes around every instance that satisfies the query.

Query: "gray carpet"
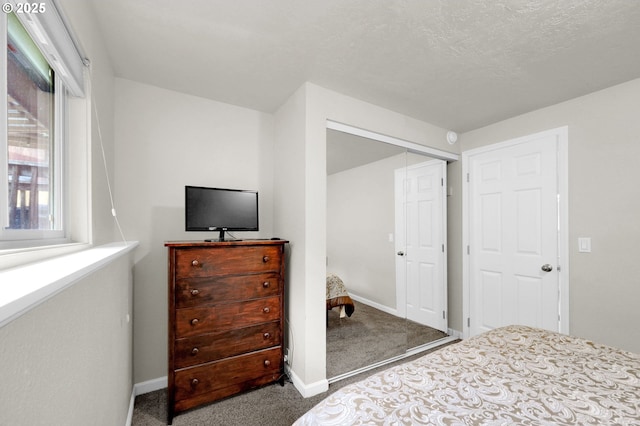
[133,302,450,425]
[326,300,447,378]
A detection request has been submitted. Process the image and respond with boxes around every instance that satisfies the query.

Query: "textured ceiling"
[88,0,640,132]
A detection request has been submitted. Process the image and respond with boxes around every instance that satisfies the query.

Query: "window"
[1,3,86,252]
[4,12,63,238]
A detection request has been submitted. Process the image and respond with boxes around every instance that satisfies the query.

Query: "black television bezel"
[184,185,259,235]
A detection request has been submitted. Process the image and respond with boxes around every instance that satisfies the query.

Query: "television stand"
[205,229,228,242]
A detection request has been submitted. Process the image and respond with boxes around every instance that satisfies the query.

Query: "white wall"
[0,255,134,426]
[273,84,328,393]
[459,78,640,354]
[327,152,440,310]
[276,82,458,393]
[327,154,405,307]
[113,78,275,383]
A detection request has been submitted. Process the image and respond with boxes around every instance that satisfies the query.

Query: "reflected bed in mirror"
[326,273,355,321]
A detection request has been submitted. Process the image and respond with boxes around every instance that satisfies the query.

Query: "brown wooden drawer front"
[174,321,281,369]
[175,246,282,278]
[175,273,280,308]
[174,373,280,413]
[174,347,282,402]
[175,296,281,338]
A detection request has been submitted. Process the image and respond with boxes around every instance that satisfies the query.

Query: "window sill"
[0,241,90,270]
[0,241,139,328]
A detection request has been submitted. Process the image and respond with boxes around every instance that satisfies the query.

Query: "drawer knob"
[191,260,200,267]
[262,256,270,263]
[191,318,199,326]
[190,289,200,296]
[191,347,199,355]
[191,378,199,387]
[263,332,271,339]
[262,281,270,288]
[264,360,271,367]
[263,307,270,314]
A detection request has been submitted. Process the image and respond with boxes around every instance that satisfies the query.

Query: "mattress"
[294,325,640,425]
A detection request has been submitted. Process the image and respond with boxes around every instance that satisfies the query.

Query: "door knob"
[397,251,405,256]
[541,264,553,272]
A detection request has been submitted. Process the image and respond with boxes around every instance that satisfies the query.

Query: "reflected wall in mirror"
[326,128,448,380]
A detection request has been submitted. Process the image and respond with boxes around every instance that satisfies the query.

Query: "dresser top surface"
[165,239,288,248]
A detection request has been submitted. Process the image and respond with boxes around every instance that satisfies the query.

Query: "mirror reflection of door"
[326,129,450,381]
[395,158,448,336]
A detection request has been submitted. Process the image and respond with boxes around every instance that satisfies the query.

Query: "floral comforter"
[295,325,640,425]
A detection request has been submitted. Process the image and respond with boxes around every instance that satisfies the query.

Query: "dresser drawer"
[174,347,282,403]
[175,273,280,308]
[175,296,281,338]
[175,246,282,278]
[174,321,281,369]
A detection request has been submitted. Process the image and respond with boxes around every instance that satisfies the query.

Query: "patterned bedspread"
[294,325,640,425]
[326,273,354,317]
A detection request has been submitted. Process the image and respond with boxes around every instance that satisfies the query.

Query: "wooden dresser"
[165,240,287,424]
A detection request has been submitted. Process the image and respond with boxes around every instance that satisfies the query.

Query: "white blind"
[9,0,86,97]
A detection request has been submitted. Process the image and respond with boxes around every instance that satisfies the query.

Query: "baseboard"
[125,376,168,426]
[346,295,463,341]
[134,376,168,396]
[348,293,399,318]
[286,365,328,398]
[125,387,135,426]
[447,328,463,339]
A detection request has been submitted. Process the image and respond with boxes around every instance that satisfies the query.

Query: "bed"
[326,273,355,319]
[294,325,640,425]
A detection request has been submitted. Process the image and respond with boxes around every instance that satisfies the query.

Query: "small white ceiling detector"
[446,131,458,145]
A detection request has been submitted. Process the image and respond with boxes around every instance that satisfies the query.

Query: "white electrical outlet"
[284,348,291,365]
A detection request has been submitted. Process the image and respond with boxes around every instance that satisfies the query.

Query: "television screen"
[185,186,259,237]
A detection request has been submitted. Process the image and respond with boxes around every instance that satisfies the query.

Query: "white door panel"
[396,160,447,332]
[469,133,560,336]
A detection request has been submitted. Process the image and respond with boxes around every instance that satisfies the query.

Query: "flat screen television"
[185,186,258,241]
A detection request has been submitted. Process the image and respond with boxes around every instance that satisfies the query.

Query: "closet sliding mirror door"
[326,128,449,381]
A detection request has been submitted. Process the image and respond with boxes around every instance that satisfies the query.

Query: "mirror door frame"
[325,120,459,383]
[327,120,460,162]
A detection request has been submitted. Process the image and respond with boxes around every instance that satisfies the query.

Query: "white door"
[395,159,447,332]
[466,131,563,337]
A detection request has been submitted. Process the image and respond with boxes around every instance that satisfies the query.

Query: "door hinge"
[467,245,470,255]
[466,173,470,182]
[441,178,444,186]
[442,244,445,252]
[443,310,446,319]
[467,317,471,327]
